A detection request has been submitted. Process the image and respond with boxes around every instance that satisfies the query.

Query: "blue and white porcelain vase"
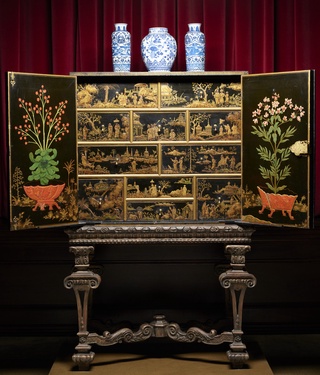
[185,23,205,72]
[112,23,131,72]
[141,27,177,72]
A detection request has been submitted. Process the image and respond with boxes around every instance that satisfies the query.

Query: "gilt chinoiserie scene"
[8,70,314,230]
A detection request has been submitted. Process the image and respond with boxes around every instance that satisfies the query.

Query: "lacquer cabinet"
[8,70,315,230]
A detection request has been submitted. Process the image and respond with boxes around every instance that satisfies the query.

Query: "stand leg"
[63,242,255,370]
[219,244,256,369]
[64,246,101,371]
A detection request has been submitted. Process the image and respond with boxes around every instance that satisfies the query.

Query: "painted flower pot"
[24,183,65,211]
[257,186,297,220]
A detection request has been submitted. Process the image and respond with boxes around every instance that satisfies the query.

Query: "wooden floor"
[1,334,320,374]
[48,340,273,375]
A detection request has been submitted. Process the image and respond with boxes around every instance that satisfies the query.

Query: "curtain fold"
[0,0,319,219]
[252,0,274,72]
[51,0,78,74]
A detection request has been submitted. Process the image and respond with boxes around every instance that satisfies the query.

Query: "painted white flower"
[251,93,305,194]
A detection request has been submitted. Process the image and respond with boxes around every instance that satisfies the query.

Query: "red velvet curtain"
[1,0,320,219]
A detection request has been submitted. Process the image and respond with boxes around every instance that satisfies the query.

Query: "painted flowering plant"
[15,85,70,185]
[251,93,305,194]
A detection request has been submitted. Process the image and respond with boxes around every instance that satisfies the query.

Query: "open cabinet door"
[8,72,78,230]
[242,70,315,228]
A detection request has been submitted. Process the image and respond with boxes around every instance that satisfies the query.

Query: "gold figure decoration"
[78,179,123,221]
[127,201,194,221]
[190,111,241,141]
[73,77,244,223]
[79,146,158,175]
[161,82,241,108]
[133,112,186,141]
[198,179,242,220]
[162,145,241,174]
[127,177,193,198]
[78,112,130,141]
[77,83,158,108]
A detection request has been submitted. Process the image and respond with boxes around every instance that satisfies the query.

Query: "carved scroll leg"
[64,246,101,371]
[226,284,250,368]
[219,244,256,369]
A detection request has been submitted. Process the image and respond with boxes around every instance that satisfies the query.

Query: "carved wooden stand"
[64,224,256,371]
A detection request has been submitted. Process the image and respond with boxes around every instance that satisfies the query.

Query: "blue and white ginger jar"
[141,27,177,72]
[185,23,205,72]
[112,23,131,72]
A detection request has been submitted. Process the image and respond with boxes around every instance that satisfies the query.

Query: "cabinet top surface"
[70,71,248,77]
